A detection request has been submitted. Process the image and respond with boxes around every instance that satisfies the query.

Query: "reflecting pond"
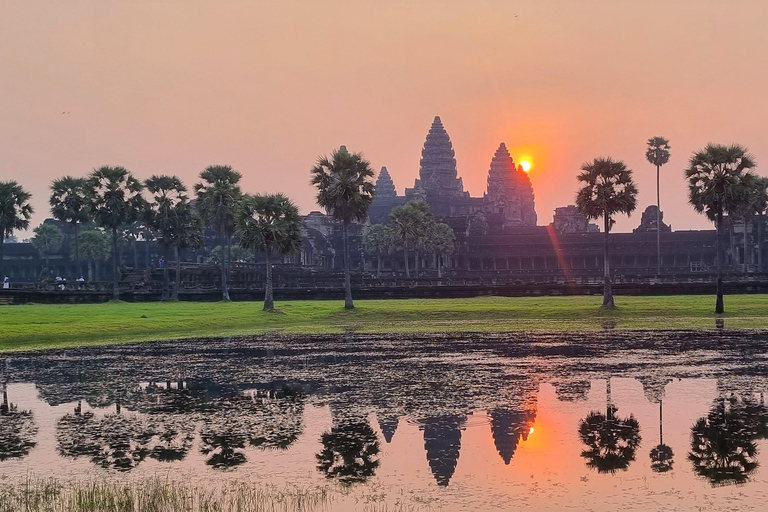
[3,331,768,510]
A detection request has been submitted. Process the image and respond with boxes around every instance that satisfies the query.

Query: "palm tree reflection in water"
[688,395,763,486]
[0,385,38,461]
[316,420,380,484]
[578,378,642,473]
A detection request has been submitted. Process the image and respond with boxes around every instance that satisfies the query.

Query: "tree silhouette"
[645,136,671,275]
[50,176,91,277]
[685,144,756,313]
[31,223,64,275]
[0,386,38,461]
[195,165,243,301]
[145,175,190,300]
[236,194,303,311]
[86,166,146,300]
[310,147,375,308]
[316,420,380,484]
[0,181,33,278]
[578,399,642,474]
[688,395,759,486]
[56,410,153,471]
[576,158,638,308]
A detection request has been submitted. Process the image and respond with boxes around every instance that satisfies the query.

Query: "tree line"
[1,139,766,313]
[576,139,766,313]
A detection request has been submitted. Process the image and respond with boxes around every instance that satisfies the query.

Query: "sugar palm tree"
[0,181,33,278]
[50,176,90,277]
[645,137,671,275]
[145,175,189,301]
[363,224,392,278]
[685,144,756,314]
[576,158,638,307]
[77,229,111,281]
[310,147,375,309]
[170,204,203,300]
[195,165,242,301]
[236,193,303,311]
[752,177,768,272]
[31,223,64,275]
[428,222,455,278]
[389,201,433,279]
[86,166,146,300]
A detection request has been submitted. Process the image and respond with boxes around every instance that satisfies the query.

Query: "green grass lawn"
[1,294,767,352]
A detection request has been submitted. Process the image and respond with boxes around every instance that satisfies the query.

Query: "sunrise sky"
[2,1,767,233]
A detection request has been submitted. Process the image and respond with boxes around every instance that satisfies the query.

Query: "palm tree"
[310,147,375,309]
[0,181,33,278]
[752,178,768,272]
[236,193,303,311]
[31,223,64,275]
[145,175,189,301]
[50,176,90,277]
[645,137,671,275]
[576,158,638,308]
[77,229,111,281]
[363,224,392,278]
[195,165,242,301]
[389,201,434,279]
[685,144,756,314]
[428,222,455,278]
[170,204,203,300]
[86,166,147,300]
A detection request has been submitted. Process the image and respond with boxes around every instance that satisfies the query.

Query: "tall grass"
[0,476,335,512]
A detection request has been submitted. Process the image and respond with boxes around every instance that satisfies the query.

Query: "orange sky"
[2,1,767,233]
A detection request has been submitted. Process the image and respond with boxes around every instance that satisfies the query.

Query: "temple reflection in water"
[3,331,768,492]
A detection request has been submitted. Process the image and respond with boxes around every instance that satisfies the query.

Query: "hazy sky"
[2,0,767,233]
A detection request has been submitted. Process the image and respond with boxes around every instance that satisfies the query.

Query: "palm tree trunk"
[87,259,93,281]
[0,237,4,279]
[437,253,443,278]
[264,250,274,311]
[341,221,355,309]
[162,245,169,301]
[45,255,50,276]
[403,244,410,279]
[415,249,420,276]
[376,253,381,278]
[111,227,120,300]
[759,214,764,271]
[220,233,230,301]
[342,221,353,309]
[74,223,82,278]
[743,215,750,274]
[603,215,614,308]
[716,210,724,314]
[172,246,181,300]
[656,164,661,275]
[659,400,663,446]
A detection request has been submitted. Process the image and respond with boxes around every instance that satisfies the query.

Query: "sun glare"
[529,426,535,435]
[520,160,531,173]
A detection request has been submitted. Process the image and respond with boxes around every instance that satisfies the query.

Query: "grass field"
[1,294,767,352]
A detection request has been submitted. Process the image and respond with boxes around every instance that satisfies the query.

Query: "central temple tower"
[405,116,470,216]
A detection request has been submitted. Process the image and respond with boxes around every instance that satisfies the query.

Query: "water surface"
[2,331,768,511]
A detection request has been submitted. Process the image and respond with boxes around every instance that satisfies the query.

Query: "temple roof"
[374,166,397,198]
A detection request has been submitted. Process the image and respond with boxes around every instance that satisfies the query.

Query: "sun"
[520,160,531,173]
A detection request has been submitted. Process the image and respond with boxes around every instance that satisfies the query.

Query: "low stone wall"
[2,281,767,304]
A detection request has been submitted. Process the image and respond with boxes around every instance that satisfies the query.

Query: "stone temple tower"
[406,116,469,216]
[484,142,537,228]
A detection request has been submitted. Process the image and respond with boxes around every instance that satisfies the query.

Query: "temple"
[370,116,538,232]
